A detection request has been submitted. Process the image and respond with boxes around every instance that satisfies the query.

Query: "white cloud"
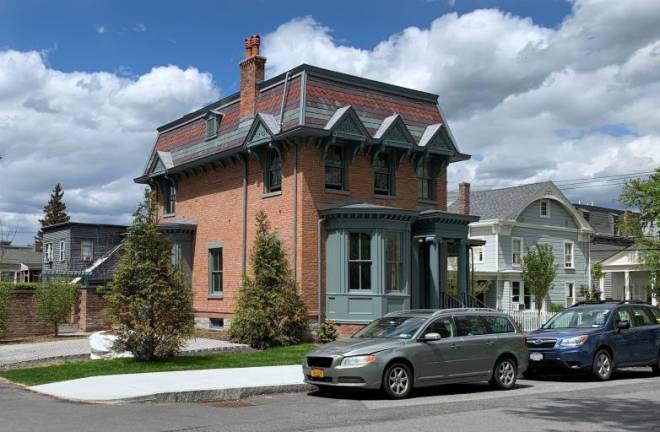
[133,23,147,33]
[96,25,106,34]
[0,50,218,244]
[263,1,660,207]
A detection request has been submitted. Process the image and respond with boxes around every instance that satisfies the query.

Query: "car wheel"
[491,357,517,390]
[382,362,413,399]
[652,352,660,376]
[592,349,613,381]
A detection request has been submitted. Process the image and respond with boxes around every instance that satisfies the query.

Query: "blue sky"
[0,0,571,94]
[1,0,660,245]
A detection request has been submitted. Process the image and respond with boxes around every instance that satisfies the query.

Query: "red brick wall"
[335,323,366,338]
[78,288,110,332]
[0,290,52,340]
[159,142,448,324]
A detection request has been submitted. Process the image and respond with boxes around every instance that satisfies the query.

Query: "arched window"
[373,152,393,196]
[416,158,435,201]
[265,148,282,193]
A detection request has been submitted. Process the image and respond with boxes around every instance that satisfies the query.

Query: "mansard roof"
[137,64,469,183]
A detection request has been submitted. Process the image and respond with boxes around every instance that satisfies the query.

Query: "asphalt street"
[1,370,659,432]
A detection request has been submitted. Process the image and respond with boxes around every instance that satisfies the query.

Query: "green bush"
[315,321,338,344]
[0,283,12,332]
[36,282,80,335]
[548,303,565,313]
[230,211,308,349]
[0,282,41,291]
[107,190,194,361]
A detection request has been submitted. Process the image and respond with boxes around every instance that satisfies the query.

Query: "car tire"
[382,362,413,399]
[491,357,518,390]
[592,349,613,381]
[652,352,660,376]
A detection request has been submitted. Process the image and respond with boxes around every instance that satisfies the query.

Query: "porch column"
[599,276,605,301]
[624,271,631,300]
[652,277,657,306]
[439,239,448,308]
[457,238,468,304]
[428,238,440,309]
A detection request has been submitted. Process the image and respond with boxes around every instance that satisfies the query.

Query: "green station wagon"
[303,309,528,399]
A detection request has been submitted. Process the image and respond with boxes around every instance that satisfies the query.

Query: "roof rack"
[570,300,650,307]
[384,307,499,318]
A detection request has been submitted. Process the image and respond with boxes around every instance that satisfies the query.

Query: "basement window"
[209,318,224,330]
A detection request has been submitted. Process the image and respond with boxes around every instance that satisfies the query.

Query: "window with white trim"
[44,243,53,262]
[349,233,372,290]
[512,237,523,266]
[564,241,574,268]
[566,282,575,306]
[540,200,550,218]
[81,239,94,262]
[59,240,66,262]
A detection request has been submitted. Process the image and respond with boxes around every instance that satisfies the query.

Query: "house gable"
[324,105,370,142]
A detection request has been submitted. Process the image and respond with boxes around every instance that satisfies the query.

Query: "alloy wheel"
[594,350,612,380]
[497,360,516,386]
[387,366,410,397]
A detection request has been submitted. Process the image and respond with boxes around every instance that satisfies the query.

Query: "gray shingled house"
[0,242,42,282]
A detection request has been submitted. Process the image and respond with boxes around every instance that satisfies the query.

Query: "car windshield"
[353,316,428,339]
[542,307,612,329]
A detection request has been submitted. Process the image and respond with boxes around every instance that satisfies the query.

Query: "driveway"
[0,337,248,368]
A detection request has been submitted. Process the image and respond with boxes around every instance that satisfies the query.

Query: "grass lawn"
[0,343,316,386]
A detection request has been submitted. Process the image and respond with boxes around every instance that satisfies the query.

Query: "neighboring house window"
[44,243,53,262]
[265,149,282,193]
[206,116,217,138]
[474,245,485,263]
[171,243,182,269]
[416,158,434,201]
[384,233,402,293]
[566,282,575,306]
[81,239,94,262]
[164,180,176,214]
[59,240,66,262]
[209,318,224,329]
[511,281,521,308]
[209,247,223,296]
[373,153,393,196]
[324,145,346,191]
[349,233,371,290]
[564,241,574,268]
[512,237,523,266]
[540,200,550,218]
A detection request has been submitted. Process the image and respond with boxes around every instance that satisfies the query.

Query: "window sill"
[163,213,176,218]
[418,199,437,205]
[325,188,350,195]
[262,191,282,199]
[208,294,224,300]
[373,194,396,200]
[205,134,218,141]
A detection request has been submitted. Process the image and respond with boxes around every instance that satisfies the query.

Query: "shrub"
[230,211,307,349]
[315,321,338,344]
[107,190,194,361]
[0,283,12,332]
[35,282,80,335]
[548,303,565,313]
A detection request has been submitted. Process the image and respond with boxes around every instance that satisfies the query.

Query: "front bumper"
[527,347,594,372]
[302,361,384,389]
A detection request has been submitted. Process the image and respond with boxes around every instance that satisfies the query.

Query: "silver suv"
[303,309,528,399]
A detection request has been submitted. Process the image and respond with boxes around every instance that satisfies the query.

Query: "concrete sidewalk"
[28,365,311,403]
[0,338,249,368]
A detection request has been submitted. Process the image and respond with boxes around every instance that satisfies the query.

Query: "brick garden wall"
[78,288,110,332]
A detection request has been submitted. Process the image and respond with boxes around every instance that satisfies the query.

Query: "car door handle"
[450,343,460,350]
[486,341,495,346]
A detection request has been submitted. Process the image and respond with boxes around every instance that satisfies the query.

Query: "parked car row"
[302,301,660,399]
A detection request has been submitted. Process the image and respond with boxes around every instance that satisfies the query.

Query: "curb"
[28,383,316,405]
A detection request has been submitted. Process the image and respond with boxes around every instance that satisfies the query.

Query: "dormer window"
[540,200,550,218]
[374,153,394,196]
[325,145,346,191]
[164,180,176,215]
[206,116,218,139]
[416,157,435,201]
[265,148,282,193]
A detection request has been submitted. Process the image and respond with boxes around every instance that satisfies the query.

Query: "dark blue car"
[526,301,660,380]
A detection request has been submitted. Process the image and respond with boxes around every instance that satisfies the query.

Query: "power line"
[553,171,654,184]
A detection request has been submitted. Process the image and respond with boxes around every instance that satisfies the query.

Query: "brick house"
[135,35,477,331]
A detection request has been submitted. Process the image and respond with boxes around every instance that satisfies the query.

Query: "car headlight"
[560,335,589,346]
[340,354,377,368]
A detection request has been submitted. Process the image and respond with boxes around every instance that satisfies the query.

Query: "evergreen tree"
[230,211,307,349]
[107,189,194,360]
[37,183,71,244]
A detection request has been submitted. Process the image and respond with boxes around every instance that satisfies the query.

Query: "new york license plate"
[530,352,544,362]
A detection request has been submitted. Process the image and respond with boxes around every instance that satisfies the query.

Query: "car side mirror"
[617,320,630,331]
[421,332,441,342]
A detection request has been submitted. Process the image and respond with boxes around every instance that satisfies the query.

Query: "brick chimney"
[458,182,471,215]
[239,35,266,121]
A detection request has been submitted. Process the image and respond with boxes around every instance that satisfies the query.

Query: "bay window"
[349,233,372,290]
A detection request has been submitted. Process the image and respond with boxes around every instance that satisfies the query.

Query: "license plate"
[310,369,325,378]
[530,352,544,362]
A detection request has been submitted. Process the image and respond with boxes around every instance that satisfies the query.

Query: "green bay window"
[385,233,402,292]
[325,145,346,190]
[349,233,371,290]
[208,247,223,297]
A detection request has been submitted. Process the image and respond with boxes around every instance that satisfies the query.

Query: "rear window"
[633,307,656,327]
[651,308,660,324]
[484,316,515,334]
[454,315,489,336]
